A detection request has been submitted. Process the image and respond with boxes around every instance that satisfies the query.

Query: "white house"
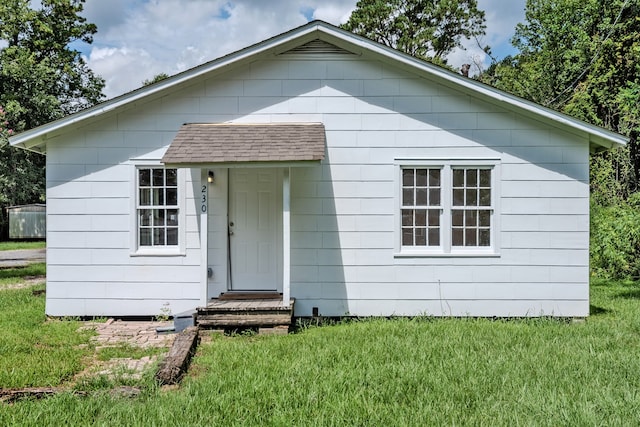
[9,21,626,318]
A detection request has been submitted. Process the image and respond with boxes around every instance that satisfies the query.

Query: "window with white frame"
[401,168,441,247]
[137,167,179,247]
[398,161,498,255]
[451,168,492,247]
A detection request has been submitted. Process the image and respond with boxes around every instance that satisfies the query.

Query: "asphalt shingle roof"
[162,123,326,165]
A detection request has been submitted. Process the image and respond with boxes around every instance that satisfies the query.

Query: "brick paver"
[78,318,177,381]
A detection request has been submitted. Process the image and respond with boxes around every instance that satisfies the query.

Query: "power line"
[546,0,630,107]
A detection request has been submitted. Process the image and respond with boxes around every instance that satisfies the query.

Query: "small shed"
[8,204,46,239]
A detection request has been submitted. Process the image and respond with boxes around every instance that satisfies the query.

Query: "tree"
[143,73,170,86]
[0,0,105,238]
[481,0,640,203]
[341,0,487,64]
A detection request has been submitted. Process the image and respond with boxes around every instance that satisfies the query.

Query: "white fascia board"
[313,24,627,150]
[8,23,324,153]
[9,21,627,153]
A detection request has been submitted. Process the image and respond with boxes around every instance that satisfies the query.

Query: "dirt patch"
[0,276,46,291]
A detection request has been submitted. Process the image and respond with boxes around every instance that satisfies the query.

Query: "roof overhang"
[161,123,326,168]
[8,20,628,154]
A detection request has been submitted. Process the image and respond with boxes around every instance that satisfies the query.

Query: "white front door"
[228,168,281,291]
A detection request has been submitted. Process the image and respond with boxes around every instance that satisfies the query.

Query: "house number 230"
[201,185,207,213]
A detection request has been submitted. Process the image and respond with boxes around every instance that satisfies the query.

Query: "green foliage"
[142,73,170,86]
[0,240,45,251]
[96,343,165,362]
[3,280,640,424]
[0,262,45,286]
[0,0,105,239]
[341,0,487,62]
[0,284,93,388]
[591,196,640,279]
[482,0,640,198]
[590,145,636,206]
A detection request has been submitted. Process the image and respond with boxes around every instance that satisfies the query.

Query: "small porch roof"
[161,122,326,167]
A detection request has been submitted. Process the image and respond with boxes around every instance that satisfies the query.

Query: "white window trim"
[129,161,187,257]
[394,158,501,258]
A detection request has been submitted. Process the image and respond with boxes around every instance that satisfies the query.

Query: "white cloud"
[86,47,165,97]
[80,0,526,98]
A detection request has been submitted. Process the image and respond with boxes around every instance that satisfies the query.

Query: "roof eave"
[8,22,328,153]
[8,20,628,152]
[163,160,322,169]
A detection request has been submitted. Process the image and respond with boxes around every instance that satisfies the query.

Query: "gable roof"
[9,20,627,153]
[162,123,326,166]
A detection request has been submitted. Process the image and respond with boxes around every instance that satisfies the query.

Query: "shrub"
[590,194,640,279]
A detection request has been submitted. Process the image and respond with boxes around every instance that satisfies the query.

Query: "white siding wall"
[202,57,588,317]
[46,114,203,316]
[47,53,589,317]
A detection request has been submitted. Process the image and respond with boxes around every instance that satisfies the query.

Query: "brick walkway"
[77,318,177,381]
[82,318,176,349]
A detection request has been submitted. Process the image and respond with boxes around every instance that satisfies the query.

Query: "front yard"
[1,265,639,425]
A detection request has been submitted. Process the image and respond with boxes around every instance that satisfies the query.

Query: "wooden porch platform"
[196,294,294,332]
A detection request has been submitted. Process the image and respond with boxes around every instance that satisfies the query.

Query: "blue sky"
[76,0,526,98]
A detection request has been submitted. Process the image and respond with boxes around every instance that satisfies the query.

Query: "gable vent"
[280,39,355,55]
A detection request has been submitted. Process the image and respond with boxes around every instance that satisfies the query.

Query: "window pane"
[479,189,491,206]
[453,169,464,187]
[416,169,427,186]
[465,228,477,246]
[153,188,164,206]
[403,188,414,206]
[416,188,427,205]
[140,229,151,246]
[403,169,414,186]
[429,188,440,206]
[167,228,178,245]
[429,169,440,186]
[137,168,179,249]
[154,228,165,245]
[167,209,179,226]
[139,189,151,206]
[428,209,439,226]
[402,228,413,246]
[166,188,178,206]
[452,210,463,226]
[415,228,426,246]
[466,169,477,186]
[402,209,413,226]
[479,169,491,187]
[140,209,151,226]
[479,210,491,227]
[153,169,164,186]
[428,228,439,246]
[479,229,490,246]
[465,210,477,226]
[139,169,151,186]
[453,189,464,206]
[166,169,177,186]
[153,209,165,226]
[466,189,477,206]
[452,228,463,246]
[415,209,427,226]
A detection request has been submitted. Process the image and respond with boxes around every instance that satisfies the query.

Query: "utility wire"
[546,0,630,107]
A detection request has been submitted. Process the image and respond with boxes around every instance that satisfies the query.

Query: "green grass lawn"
[1,276,640,425]
[0,240,45,251]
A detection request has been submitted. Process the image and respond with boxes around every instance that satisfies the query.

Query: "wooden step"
[196,298,295,330]
[218,292,281,300]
